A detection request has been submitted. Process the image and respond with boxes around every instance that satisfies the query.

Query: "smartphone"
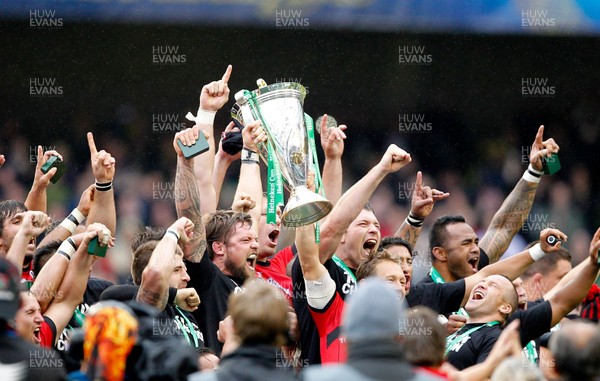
[541,153,561,176]
[177,132,210,159]
[87,236,108,257]
[40,155,65,184]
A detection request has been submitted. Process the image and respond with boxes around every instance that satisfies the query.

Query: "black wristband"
[406,213,424,228]
[95,180,113,192]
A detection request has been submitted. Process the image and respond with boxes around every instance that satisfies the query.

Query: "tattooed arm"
[137,217,194,310]
[479,125,559,263]
[173,129,208,263]
[394,171,449,248]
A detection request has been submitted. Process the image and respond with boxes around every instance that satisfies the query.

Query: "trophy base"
[281,186,333,227]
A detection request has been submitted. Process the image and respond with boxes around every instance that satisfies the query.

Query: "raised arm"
[32,233,86,312]
[173,129,207,263]
[296,223,326,281]
[479,125,559,263]
[320,115,347,206]
[394,171,449,248]
[213,121,242,206]
[546,227,600,326]
[6,211,50,270]
[137,217,194,311]
[38,185,93,248]
[191,65,232,214]
[85,132,116,234]
[318,144,412,263]
[233,121,266,235]
[24,147,63,212]
[461,228,567,306]
[44,223,113,344]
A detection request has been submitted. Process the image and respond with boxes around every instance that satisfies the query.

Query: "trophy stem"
[282,186,333,227]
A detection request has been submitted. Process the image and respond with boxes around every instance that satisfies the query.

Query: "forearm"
[31,244,70,312]
[235,161,262,234]
[479,178,538,263]
[544,259,587,300]
[322,157,342,205]
[87,189,116,234]
[394,219,422,249]
[45,246,95,339]
[6,232,31,270]
[550,261,600,326]
[24,185,47,213]
[38,226,71,248]
[137,235,178,310]
[194,157,217,215]
[296,226,325,281]
[175,156,206,262]
[193,121,217,213]
[211,153,235,209]
[480,249,534,280]
[318,165,387,262]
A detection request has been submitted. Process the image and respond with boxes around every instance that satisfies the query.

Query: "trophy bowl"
[232,81,332,227]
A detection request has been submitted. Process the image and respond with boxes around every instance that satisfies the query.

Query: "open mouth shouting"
[246,253,257,271]
[470,284,487,303]
[267,228,280,248]
[363,238,378,257]
[33,325,41,345]
[467,256,479,273]
[404,273,411,291]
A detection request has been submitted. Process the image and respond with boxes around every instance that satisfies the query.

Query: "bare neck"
[432,263,458,282]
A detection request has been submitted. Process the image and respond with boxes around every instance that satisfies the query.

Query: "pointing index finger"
[87,132,98,155]
[415,171,423,191]
[534,125,544,146]
[221,65,232,84]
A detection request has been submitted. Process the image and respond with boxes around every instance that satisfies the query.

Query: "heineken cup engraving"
[232,80,332,227]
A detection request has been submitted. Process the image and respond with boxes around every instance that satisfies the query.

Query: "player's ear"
[212,241,225,257]
[431,247,447,262]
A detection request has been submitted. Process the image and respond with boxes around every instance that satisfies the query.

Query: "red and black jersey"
[255,246,296,304]
[309,291,347,364]
[39,316,57,348]
[292,254,357,365]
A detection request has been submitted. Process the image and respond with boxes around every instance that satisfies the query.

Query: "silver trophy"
[232,79,332,227]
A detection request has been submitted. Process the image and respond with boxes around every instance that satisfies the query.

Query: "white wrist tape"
[165,228,180,243]
[241,148,260,164]
[186,108,216,126]
[59,208,86,233]
[57,239,76,261]
[528,243,547,261]
[528,164,544,176]
[522,164,543,183]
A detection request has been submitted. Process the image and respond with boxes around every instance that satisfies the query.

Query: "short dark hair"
[0,200,27,237]
[429,215,466,262]
[356,249,401,281]
[204,210,252,261]
[131,226,166,253]
[379,236,414,256]
[362,202,374,213]
[131,241,158,285]
[522,241,572,280]
[33,240,61,278]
